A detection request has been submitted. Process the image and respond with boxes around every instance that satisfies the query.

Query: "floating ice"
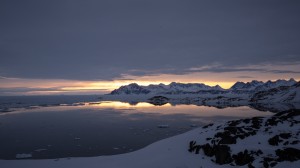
[15,153,32,159]
[34,149,47,152]
[157,124,169,128]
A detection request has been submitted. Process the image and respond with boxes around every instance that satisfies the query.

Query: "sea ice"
[15,153,32,159]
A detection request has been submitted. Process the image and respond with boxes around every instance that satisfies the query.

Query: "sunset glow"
[0,70,299,95]
[0,1,300,167]
[0,0,299,96]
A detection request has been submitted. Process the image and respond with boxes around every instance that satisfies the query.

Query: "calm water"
[0,100,273,160]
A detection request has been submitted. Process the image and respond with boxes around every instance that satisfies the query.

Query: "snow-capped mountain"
[254,78,297,92]
[110,82,223,95]
[250,82,300,103]
[230,82,246,90]
[110,83,151,95]
[105,79,300,109]
[110,79,297,96]
[168,82,222,92]
[230,78,296,91]
[230,80,264,91]
[228,79,297,96]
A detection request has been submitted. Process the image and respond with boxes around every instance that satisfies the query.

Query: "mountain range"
[108,78,299,103]
[111,78,297,94]
[110,82,224,95]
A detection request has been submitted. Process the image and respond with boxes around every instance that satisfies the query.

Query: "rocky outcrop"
[188,109,300,167]
[148,96,169,106]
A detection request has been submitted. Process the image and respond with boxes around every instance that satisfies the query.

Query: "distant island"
[103,79,300,107]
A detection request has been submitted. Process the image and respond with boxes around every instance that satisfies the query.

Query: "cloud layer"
[1,0,300,81]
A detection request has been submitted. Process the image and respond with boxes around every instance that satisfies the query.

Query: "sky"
[1,0,300,95]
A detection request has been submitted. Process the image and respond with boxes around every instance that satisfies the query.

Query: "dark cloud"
[1,0,300,80]
[236,76,254,79]
[114,78,135,81]
[188,68,265,73]
[0,87,108,95]
[187,67,300,74]
[269,70,300,74]
[0,87,60,93]
[119,64,300,77]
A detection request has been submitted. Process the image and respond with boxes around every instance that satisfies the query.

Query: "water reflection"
[0,101,286,160]
[1,101,274,119]
[93,100,300,113]
[89,101,169,108]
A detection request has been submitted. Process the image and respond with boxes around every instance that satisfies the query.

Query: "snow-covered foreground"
[1,111,299,168]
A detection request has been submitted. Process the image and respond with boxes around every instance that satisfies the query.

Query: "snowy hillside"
[188,109,300,167]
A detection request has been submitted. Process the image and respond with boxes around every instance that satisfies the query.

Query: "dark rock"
[214,145,232,165]
[274,111,288,117]
[237,135,245,139]
[262,157,275,168]
[264,157,275,162]
[249,131,257,136]
[243,119,251,124]
[228,120,241,127]
[195,146,201,154]
[275,109,300,118]
[265,117,279,126]
[268,133,292,146]
[268,135,281,146]
[279,133,291,139]
[188,141,201,154]
[188,141,196,151]
[276,148,300,162]
[251,117,262,129]
[270,162,277,167]
[218,135,237,144]
[268,110,300,127]
[250,149,263,156]
[264,127,269,132]
[201,143,215,157]
[202,123,214,129]
[244,127,254,131]
[215,131,231,138]
[215,131,237,145]
[148,96,169,106]
[248,163,255,168]
[257,150,263,155]
[224,126,238,134]
[232,150,254,166]
[285,110,300,118]
[188,110,300,167]
[263,161,269,168]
